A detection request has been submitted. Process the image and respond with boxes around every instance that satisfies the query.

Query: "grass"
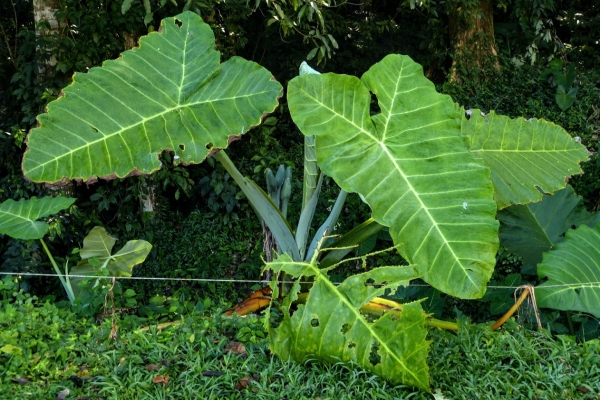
[1,290,599,399]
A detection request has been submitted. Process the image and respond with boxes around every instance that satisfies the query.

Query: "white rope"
[1,271,598,290]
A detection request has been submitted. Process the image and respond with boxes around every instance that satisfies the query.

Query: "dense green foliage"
[1,282,599,398]
[0,1,599,391]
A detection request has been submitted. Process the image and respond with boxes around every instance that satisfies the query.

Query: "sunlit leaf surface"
[288,54,499,299]
[267,254,430,390]
[23,12,282,184]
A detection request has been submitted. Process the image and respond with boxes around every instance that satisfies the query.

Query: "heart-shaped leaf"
[70,227,151,296]
[288,54,499,299]
[555,85,578,111]
[23,11,282,185]
[0,196,76,240]
[79,225,117,260]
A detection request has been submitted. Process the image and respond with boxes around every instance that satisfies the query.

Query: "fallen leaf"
[577,386,591,394]
[224,341,246,355]
[235,377,251,390]
[55,388,70,400]
[145,364,160,371]
[152,375,170,386]
[224,286,273,316]
[11,377,31,385]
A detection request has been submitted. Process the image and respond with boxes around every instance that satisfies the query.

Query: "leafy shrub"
[128,209,264,303]
[0,278,95,382]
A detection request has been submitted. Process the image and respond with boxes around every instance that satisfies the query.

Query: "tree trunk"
[447,0,500,83]
[33,0,63,70]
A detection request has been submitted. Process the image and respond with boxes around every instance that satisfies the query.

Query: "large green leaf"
[555,85,578,111]
[536,222,600,318]
[23,11,282,184]
[267,254,429,390]
[498,185,600,266]
[0,196,76,240]
[462,110,588,209]
[288,54,499,299]
[79,225,117,260]
[70,226,151,296]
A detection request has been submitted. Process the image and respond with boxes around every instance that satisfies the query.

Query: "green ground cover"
[1,284,598,400]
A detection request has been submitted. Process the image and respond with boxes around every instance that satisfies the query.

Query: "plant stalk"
[40,238,75,305]
[294,292,460,331]
[491,288,530,330]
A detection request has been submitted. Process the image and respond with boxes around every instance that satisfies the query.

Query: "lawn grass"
[1,292,599,399]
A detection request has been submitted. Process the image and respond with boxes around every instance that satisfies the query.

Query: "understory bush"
[128,209,264,304]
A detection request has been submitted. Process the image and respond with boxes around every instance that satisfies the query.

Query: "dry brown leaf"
[249,286,273,298]
[235,377,251,390]
[224,286,273,316]
[145,364,160,371]
[152,375,170,386]
[224,341,246,355]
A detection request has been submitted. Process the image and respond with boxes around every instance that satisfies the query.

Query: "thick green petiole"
[40,238,75,305]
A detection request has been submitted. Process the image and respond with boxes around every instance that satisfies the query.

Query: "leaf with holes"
[498,185,600,266]
[0,196,75,240]
[23,11,282,185]
[536,221,600,318]
[462,110,587,209]
[267,253,429,390]
[288,54,499,299]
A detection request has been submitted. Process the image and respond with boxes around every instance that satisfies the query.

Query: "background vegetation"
[1,0,599,393]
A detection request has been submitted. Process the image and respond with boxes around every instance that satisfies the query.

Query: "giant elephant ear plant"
[22,11,595,391]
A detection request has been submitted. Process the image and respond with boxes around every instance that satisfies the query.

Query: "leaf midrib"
[303,263,423,386]
[298,82,476,288]
[26,90,274,177]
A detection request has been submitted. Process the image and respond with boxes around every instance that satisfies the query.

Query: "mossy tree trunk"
[447,0,500,83]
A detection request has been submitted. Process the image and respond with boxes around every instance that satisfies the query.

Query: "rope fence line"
[1,271,598,290]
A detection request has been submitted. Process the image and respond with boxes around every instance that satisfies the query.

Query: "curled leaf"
[145,364,160,371]
[152,375,170,385]
[224,341,246,356]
